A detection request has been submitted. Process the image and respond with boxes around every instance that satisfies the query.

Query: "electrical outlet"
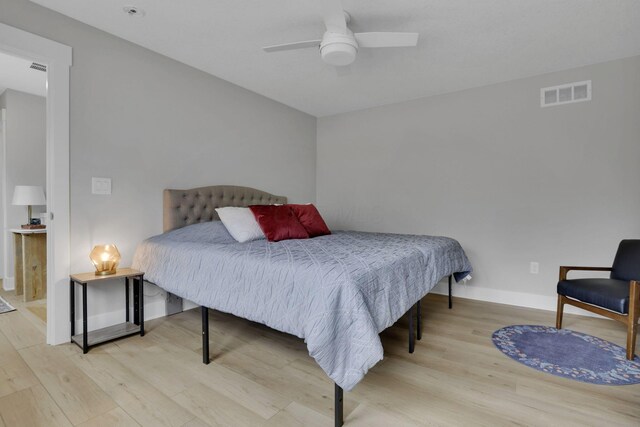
[530,262,539,274]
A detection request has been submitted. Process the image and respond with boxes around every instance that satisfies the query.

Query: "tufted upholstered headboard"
[163,185,287,232]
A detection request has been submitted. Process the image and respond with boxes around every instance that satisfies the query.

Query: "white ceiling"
[32,0,640,117]
[0,51,47,98]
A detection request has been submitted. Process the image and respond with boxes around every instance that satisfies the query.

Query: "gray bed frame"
[161,185,452,426]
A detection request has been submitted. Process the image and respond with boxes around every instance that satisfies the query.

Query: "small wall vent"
[541,80,591,108]
[29,62,47,72]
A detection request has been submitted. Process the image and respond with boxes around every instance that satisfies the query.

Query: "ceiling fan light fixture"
[321,43,356,66]
[320,33,358,66]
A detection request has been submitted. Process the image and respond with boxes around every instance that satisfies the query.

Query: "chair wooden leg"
[626,281,639,360]
[627,322,637,360]
[555,295,564,330]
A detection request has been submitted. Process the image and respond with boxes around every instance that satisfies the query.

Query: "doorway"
[0,51,48,328]
[0,23,71,345]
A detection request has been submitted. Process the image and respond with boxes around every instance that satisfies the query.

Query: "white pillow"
[215,207,265,243]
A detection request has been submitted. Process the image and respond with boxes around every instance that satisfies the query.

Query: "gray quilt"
[132,221,472,391]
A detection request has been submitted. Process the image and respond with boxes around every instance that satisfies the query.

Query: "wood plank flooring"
[0,289,638,426]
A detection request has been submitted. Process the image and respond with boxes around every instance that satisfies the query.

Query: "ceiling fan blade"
[354,32,419,48]
[323,0,347,34]
[263,40,322,53]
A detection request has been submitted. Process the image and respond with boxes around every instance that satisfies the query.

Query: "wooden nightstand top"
[70,268,143,284]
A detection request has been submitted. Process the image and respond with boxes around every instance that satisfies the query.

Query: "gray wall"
[317,55,640,309]
[1,0,316,324]
[0,89,46,282]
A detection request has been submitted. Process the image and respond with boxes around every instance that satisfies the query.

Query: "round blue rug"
[492,325,640,385]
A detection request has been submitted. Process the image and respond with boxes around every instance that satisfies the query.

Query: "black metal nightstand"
[69,268,145,353]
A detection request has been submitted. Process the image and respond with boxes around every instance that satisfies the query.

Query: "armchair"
[556,240,640,360]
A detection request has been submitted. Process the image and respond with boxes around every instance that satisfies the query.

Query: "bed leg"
[202,306,210,365]
[408,304,415,353]
[448,275,453,309]
[416,299,422,341]
[335,383,343,427]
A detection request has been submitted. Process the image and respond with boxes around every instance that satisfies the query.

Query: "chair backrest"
[611,240,640,282]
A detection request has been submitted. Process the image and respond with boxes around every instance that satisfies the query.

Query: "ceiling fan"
[262,0,419,67]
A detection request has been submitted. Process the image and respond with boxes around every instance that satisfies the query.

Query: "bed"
[132,185,472,426]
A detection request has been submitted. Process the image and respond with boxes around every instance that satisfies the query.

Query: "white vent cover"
[29,62,47,72]
[541,80,591,108]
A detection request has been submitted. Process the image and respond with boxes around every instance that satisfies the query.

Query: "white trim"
[2,278,14,292]
[0,25,71,67]
[431,281,601,318]
[0,108,6,285]
[0,23,72,345]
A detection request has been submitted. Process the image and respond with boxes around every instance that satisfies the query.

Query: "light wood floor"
[0,289,639,427]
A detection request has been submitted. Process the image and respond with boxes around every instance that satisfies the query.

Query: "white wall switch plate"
[92,177,111,195]
[530,262,539,274]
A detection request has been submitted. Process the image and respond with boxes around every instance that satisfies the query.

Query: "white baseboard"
[431,281,600,318]
[2,276,14,291]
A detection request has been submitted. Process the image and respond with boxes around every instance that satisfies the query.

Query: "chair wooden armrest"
[559,266,612,281]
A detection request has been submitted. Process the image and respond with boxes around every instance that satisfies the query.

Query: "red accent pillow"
[288,204,331,238]
[249,205,309,242]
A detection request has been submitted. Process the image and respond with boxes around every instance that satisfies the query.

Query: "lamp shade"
[12,186,46,206]
[89,244,121,276]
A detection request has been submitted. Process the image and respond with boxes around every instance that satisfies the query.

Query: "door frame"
[0,23,72,345]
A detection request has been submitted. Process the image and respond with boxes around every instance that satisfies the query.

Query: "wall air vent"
[541,80,591,108]
[29,62,47,72]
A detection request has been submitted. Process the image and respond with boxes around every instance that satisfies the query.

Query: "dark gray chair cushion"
[558,278,630,314]
[611,239,640,282]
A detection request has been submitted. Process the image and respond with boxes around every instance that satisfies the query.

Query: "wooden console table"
[12,228,46,302]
